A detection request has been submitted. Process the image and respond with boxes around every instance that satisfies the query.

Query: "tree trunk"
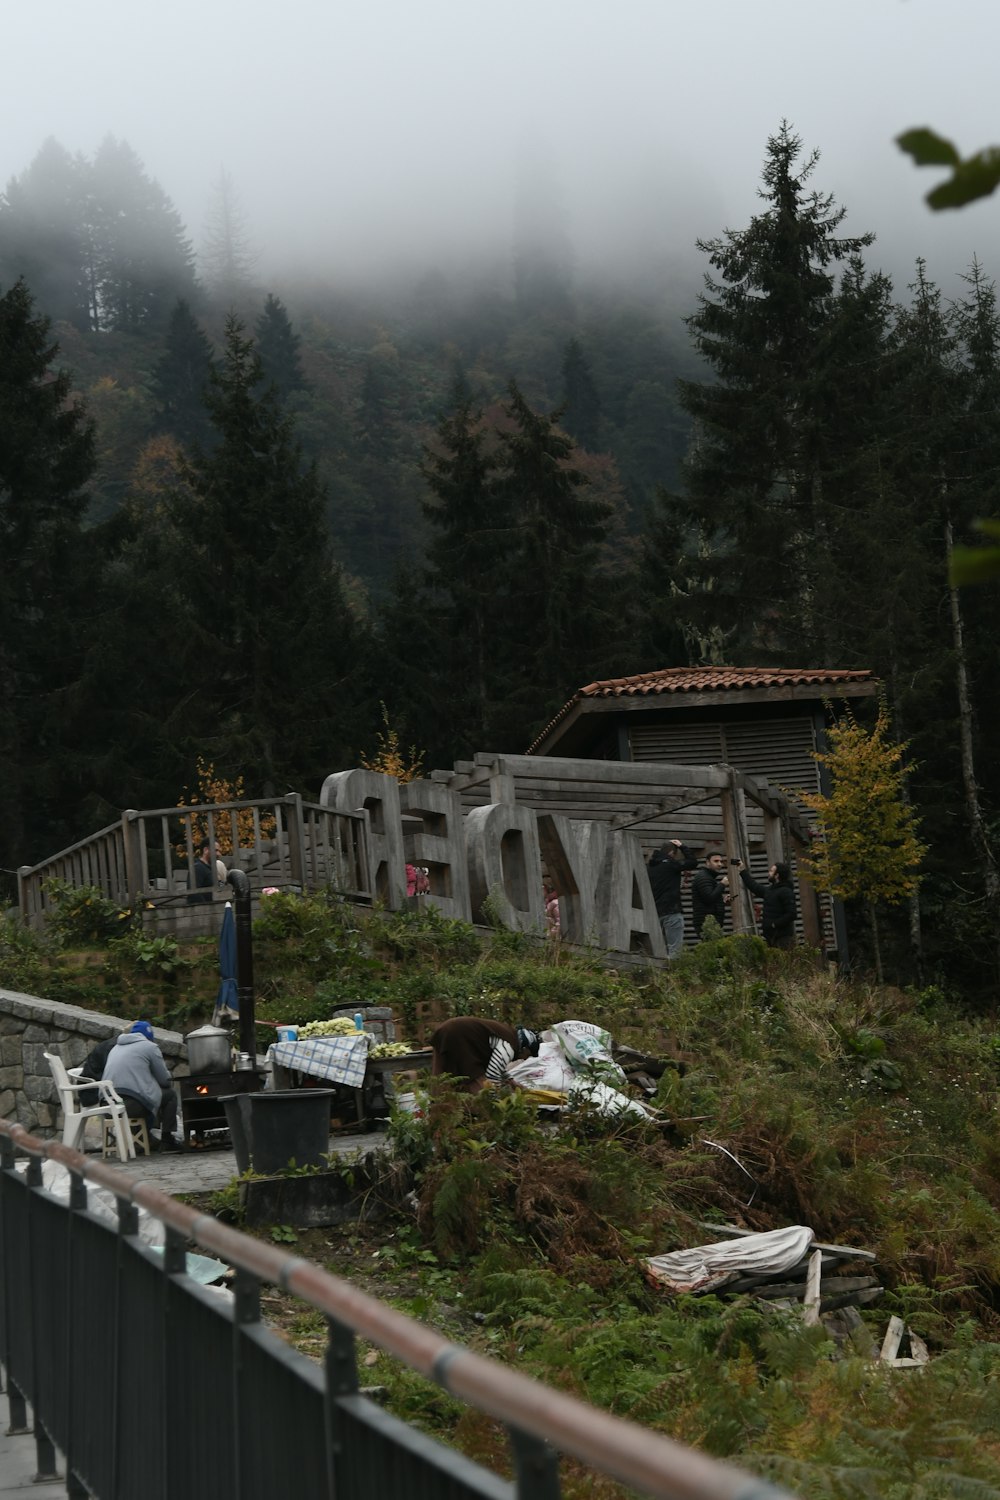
[868,901,884,986]
[945,520,1000,982]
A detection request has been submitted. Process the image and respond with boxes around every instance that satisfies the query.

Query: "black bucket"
[221,1090,335,1175]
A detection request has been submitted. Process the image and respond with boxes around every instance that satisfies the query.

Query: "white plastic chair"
[44,1051,135,1162]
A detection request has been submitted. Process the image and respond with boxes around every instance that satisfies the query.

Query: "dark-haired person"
[647,840,698,958]
[738,861,796,949]
[187,838,215,904]
[429,1016,541,1093]
[691,852,729,940]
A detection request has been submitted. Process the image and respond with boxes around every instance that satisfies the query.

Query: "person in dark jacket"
[738,861,796,949]
[690,853,729,939]
[647,840,698,958]
[430,1017,540,1093]
[77,1034,119,1107]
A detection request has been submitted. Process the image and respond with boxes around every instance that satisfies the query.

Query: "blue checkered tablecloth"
[268,1034,371,1087]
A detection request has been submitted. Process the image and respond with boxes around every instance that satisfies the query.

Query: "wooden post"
[720,772,754,934]
[284,793,307,888]
[791,833,823,949]
[121,810,144,908]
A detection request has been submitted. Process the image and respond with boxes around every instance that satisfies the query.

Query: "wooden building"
[526,666,880,954]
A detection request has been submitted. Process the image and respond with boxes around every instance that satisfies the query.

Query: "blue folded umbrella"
[214,901,239,1023]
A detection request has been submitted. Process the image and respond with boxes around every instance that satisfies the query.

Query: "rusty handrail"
[0,1119,791,1500]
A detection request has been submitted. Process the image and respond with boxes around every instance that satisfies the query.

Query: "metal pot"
[186,1025,232,1075]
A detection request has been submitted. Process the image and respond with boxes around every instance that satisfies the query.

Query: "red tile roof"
[577,667,876,698]
[527,667,877,753]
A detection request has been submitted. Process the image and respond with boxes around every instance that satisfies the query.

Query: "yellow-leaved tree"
[360,704,425,784]
[175,758,276,858]
[797,708,926,984]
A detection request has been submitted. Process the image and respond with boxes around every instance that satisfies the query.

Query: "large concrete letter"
[536,813,607,946]
[595,830,667,957]
[399,780,471,921]
[465,803,545,932]
[320,769,406,909]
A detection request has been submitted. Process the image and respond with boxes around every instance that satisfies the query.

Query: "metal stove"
[179,1070,262,1147]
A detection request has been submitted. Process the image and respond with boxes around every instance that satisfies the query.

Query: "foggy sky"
[3,0,999,298]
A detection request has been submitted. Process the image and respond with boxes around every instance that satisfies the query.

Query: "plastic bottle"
[354,1012,364,1031]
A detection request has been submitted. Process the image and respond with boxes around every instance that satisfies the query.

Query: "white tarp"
[646,1224,815,1293]
[506,1024,655,1119]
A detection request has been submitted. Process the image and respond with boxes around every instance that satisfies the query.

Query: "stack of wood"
[699,1222,883,1316]
[699,1223,929,1366]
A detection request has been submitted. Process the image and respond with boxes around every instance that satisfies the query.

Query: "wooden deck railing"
[17,794,371,930]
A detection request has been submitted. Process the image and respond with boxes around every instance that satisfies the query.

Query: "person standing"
[690,852,729,940]
[647,840,698,958]
[738,861,796,949]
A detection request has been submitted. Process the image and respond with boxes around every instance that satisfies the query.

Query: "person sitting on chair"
[102,1021,181,1152]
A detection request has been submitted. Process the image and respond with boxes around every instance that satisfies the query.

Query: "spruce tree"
[87,136,197,332]
[0,280,96,875]
[255,293,306,402]
[416,379,623,753]
[675,124,875,660]
[560,338,602,451]
[0,138,91,330]
[165,315,366,790]
[152,299,215,450]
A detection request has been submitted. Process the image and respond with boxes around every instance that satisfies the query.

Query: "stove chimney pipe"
[226,868,256,1061]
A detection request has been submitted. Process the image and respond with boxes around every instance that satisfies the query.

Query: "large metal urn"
[185,1024,232,1075]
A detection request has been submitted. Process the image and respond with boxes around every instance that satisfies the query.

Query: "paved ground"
[0,1390,67,1497]
[81,1125,385,1195]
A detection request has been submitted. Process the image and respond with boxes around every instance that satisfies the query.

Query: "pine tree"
[560,338,602,451]
[675,124,875,660]
[0,280,96,876]
[255,293,306,402]
[152,299,215,450]
[166,315,367,789]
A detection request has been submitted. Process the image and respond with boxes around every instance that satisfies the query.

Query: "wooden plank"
[803,1247,823,1325]
[879,1315,905,1363]
[909,1331,930,1364]
[490,754,734,791]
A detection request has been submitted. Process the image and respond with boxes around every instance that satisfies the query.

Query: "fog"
[4,0,1000,298]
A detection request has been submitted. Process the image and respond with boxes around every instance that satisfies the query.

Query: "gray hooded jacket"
[102,1033,171,1112]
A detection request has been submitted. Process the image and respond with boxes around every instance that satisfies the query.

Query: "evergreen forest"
[2,125,999,1001]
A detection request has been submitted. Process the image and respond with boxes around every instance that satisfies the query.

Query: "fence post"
[16,867,33,930]
[121,811,143,908]
[510,1428,562,1500]
[285,793,307,888]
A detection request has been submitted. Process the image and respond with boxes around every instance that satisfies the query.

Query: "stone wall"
[0,987,187,1137]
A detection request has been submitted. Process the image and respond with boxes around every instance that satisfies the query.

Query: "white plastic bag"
[550,1020,625,1085]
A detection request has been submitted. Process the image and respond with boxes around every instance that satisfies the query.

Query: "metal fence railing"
[0,1120,793,1500]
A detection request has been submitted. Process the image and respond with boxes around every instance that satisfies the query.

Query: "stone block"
[0,1067,21,1090]
[0,1017,25,1036]
[34,1102,54,1131]
[23,1024,52,1043]
[21,1042,49,1079]
[24,1073,56,1103]
[0,1090,15,1118]
[1,1036,24,1065]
